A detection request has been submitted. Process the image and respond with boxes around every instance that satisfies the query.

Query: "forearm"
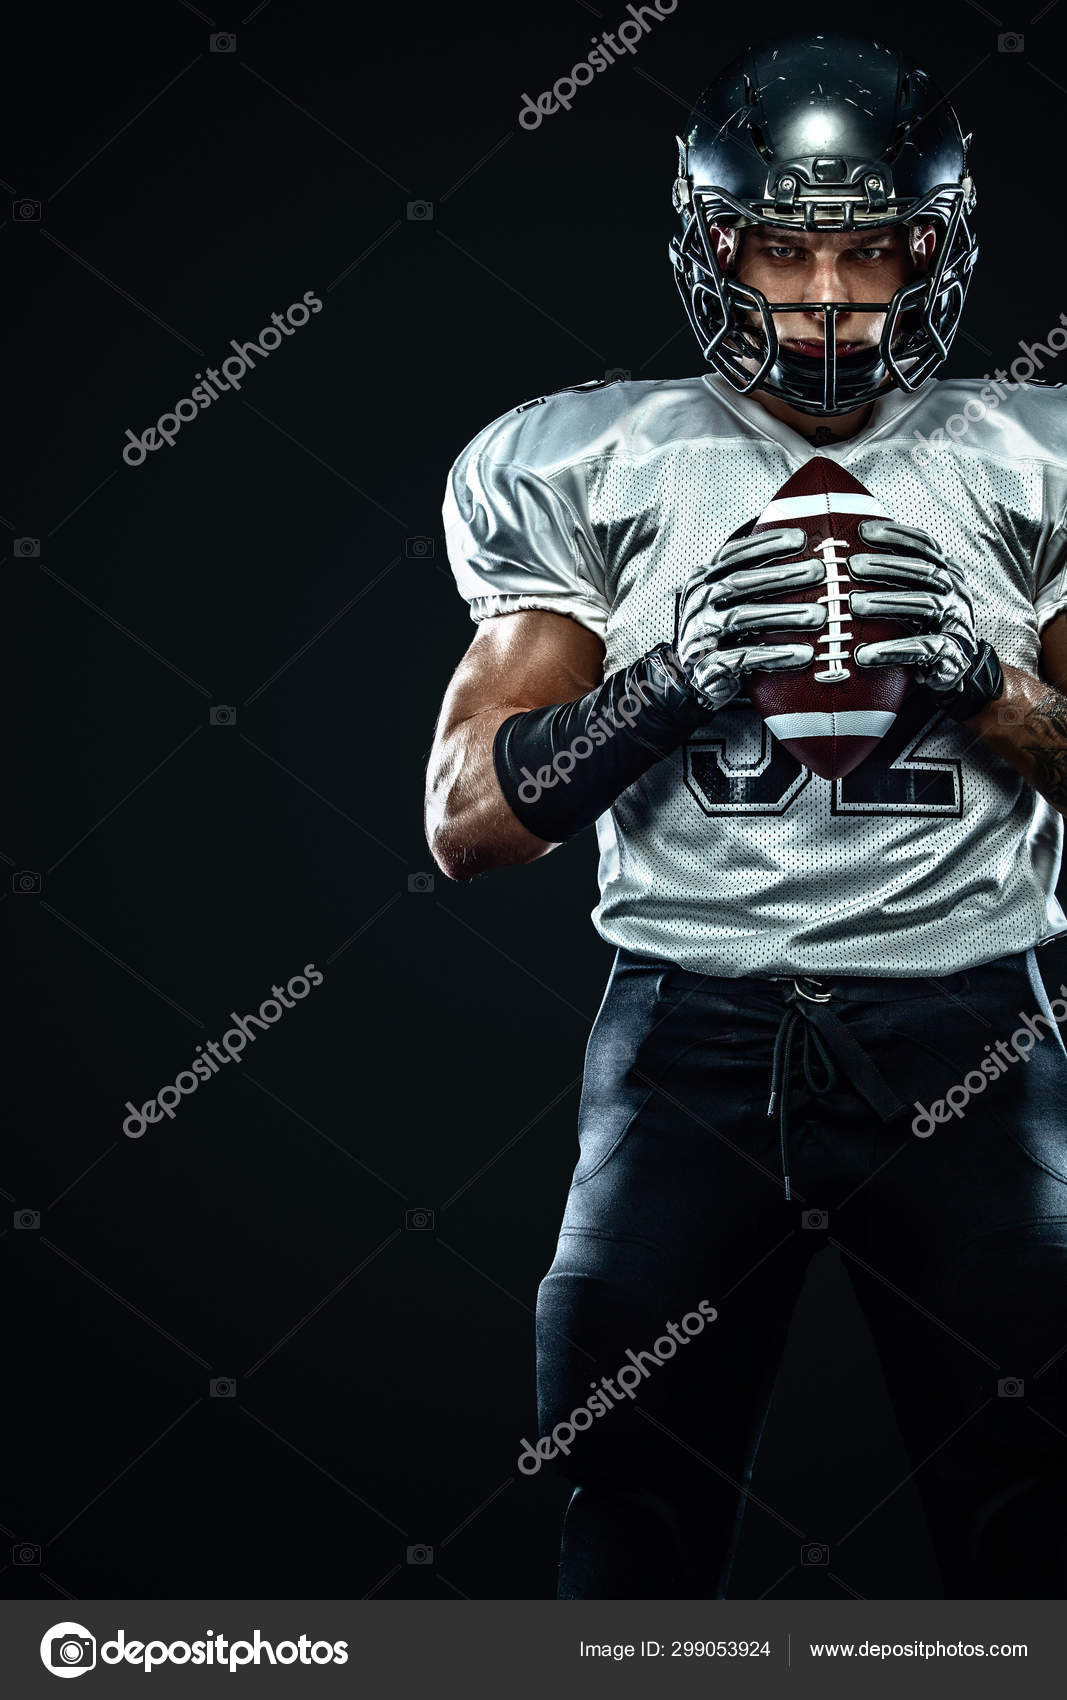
[425,705,553,881]
[491,645,710,844]
[964,662,1067,816]
[425,644,711,879]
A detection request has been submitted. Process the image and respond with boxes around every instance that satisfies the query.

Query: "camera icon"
[405,1207,435,1231]
[996,703,1024,725]
[406,1543,434,1565]
[13,870,41,895]
[802,1209,828,1230]
[210,1377,236,1398]
[13,1542,41,1564]
[997,31,1024,51]
[408,872,434,894]
[407,200,434,222]
[12,198,41,221]
[605,367,631,382]
[801,1541,830,1566]
[15,537,40,557]
[405,536,435,559]
[210,31,237,51]
[998,1376,1024,1398]
[15,1209,40,1230]
[47,1628,97,1672]
[209,705,236,726]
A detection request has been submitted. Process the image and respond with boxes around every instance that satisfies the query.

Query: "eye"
[851,246,892,261]
[764,245,799,259]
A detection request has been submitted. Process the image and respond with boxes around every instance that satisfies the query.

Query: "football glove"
[849,518,979,693]
[677,525,825,712]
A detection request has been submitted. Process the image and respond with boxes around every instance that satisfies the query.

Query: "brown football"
[742,457,913,780]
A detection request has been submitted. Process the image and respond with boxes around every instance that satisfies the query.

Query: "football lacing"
[813,536,853,684]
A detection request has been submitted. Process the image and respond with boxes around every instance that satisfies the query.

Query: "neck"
[752,389,874,445]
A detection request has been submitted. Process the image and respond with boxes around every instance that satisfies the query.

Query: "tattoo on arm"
[1023,688,1067,812]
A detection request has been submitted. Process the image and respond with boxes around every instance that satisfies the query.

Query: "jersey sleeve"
[1035,536,1067,632]
[442,429,610,640]
[1034,471,1067,632]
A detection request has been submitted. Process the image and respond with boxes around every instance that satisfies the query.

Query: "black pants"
[535,946,1067,1599]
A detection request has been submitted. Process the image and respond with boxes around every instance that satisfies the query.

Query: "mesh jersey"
[442,373,1067,977]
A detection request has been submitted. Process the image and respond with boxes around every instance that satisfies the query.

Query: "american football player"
[425,33,1067,1599]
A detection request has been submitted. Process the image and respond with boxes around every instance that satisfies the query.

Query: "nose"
[801,256,847,309]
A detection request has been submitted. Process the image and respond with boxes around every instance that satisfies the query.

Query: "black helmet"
[669,34,978,414]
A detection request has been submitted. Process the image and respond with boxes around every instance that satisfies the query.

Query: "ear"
[708,222,741,271]
[909,221,938,273]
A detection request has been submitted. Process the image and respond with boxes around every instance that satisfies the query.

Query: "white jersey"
[442,372,1067,977]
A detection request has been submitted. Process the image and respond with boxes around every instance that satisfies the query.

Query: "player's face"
[713,224,936,358]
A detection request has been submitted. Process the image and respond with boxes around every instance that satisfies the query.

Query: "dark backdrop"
[4,0,1067,1603]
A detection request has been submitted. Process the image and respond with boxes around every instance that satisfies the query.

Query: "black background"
[4,0,1067,1604]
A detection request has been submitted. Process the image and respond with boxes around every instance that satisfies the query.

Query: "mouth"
[782,338,865,359]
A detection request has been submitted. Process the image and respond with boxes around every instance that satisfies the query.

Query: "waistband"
[614,944,1040,1004]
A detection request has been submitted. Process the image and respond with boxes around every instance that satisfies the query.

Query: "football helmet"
[669,34,979,415]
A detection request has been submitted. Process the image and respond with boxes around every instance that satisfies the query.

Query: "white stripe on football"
[758,491,890,523]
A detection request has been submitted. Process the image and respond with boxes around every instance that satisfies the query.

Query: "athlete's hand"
[849,518,978,693]
[677,526,825,712]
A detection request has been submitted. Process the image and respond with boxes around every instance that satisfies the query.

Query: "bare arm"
[424,610,606,880]
[964,614,1067,815]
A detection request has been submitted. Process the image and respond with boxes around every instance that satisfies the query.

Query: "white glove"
[677,526,824,712]
[849,518,979,693]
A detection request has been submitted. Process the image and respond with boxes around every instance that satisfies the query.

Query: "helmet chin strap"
[769,335,889,417]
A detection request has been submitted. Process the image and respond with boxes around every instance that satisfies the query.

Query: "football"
[741,458,914,781]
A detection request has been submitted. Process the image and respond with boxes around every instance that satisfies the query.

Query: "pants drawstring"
[767,979,905,1202]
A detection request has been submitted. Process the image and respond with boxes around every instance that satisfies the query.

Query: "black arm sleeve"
[491,643,712,843]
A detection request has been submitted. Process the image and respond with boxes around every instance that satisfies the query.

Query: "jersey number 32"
[685,690,963,817]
